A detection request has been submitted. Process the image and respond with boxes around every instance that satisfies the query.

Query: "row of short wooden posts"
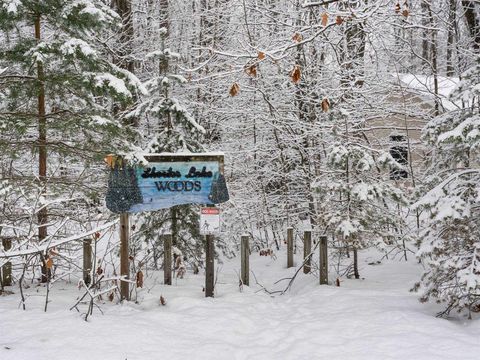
[241,228,329,286]
[114,215,328,301]
[2,219,328,298]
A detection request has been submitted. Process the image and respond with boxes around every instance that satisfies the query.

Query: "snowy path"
[1,252,479,360]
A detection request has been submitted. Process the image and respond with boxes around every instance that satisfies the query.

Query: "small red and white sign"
[200,207,220,235]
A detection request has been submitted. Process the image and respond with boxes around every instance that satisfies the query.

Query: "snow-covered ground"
[1,250,479,360]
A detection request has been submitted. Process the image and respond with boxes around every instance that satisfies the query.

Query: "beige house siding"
[363,91,433,185]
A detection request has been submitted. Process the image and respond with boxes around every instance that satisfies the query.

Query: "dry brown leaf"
[258,51,266,60]
[229,82,240,97]
[136,270,144,288]
[402,9,409,17]
[395,2,401,13]
[321,12,328,27]
[321,98,330,112]
[245,64,257,77]
[292,32,303,42]
[108,292,114,302]
[336,16,343,25]
[96,266,103,275]
[290,65,301,84]
[160,295,166,306]
[46,258,53,269]
[104,154,115,168]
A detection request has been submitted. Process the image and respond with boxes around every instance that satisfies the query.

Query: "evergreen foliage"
[0,0,143,277]
[128,28,208,265]
[413,57,480,317]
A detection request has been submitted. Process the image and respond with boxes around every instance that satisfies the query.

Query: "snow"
[1,249,479,359]
[437,116,480,144]
[352,182,371,201]
[66,0,117,23]
[94,73,132,97]
[60,39,96,57]
[111,64,149,96]
[337,219,360,237]
[90,115,114,126]
[0,221,117,258]
[142,151,225,157]
[2,0,21,14]
[395,74,460,111]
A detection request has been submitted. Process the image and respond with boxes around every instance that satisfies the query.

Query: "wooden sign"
[106,153,229,213]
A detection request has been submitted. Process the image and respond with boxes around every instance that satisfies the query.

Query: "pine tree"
[128,28,207,265]
[319,107,408,278]
[413,57,480,317]
[0,0,143,281]
[314,9,408,278]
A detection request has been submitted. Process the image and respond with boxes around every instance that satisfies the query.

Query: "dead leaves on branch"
[321,98,330,112]
[245,64,257,77]
[229,82,240,96]
[292,33,303,42]
[290,65,301,84]
[321,12,329,27]
[395,2,409,17]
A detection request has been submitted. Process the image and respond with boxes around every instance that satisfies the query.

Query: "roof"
[393,73,460,111]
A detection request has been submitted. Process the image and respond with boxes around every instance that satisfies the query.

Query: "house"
[364,74,460,185]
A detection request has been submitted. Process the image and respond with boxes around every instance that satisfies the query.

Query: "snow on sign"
[200,207,220,235]
[105,153,229,213]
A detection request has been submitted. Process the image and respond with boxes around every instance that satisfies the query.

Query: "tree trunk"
[446,0,457,76]
[462,0,480,51]
[35,13,49,283]
[113,0,135,73]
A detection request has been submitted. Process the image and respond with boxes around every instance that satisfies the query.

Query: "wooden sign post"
[303,230,312,274]
[205,234,215,297]
[241,235,250,286]
[163,234,172,285]
[83,238,92,286]
[287,227,294,268]
[105,153,230,300]
[319,235,328,285]
[120,213,130,301]
[1,238,12,287]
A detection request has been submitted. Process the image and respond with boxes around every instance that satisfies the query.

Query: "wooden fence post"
[287,227,294,268]
[1,238,12,287]
[241,235,249,286]
[163,234,172,285]
[83,238,92,286]
[120,213,130,301]
[205,234,214,297]
[319,235,328,285]
[303,230,312,274]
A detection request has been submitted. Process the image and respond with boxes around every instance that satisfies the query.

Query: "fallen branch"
[0,220,117,258]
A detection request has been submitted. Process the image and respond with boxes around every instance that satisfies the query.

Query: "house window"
[389,135,408,180]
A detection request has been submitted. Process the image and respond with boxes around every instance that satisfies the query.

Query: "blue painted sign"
[106,155,229,213]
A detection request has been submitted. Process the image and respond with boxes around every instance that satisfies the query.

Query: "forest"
[1,0,480,359]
